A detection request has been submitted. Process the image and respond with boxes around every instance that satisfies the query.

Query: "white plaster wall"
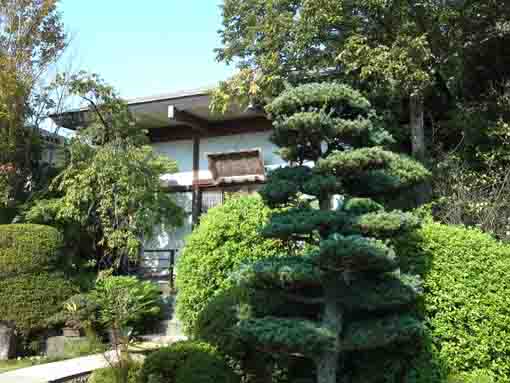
[152,139,194,173]
[142,192,193,273]
[199,130,285,171]
[153,131,286,186]
[144,131,287,268]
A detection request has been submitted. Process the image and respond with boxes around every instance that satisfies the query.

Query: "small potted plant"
[62,302,83,337]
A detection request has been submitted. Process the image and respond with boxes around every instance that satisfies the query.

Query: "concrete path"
[0,351,117,383]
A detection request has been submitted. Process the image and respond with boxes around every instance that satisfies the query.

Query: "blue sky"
[57,1,233,99]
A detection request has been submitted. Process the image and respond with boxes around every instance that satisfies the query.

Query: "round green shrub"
[139,340,239,383]
[395,221,510,382]
[0,272,78,336]
[0,224,63,275]
[175,195,284,334]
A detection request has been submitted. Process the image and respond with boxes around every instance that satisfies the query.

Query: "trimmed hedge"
[139,340,239,383]
[0,224,76,338]
[0,272,78,336]
[175,195,284,334]
[0,224,63,275]
[395,221,510,382]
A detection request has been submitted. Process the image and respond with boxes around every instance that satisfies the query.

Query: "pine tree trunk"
[317,196,342,383]
[316,290,342,383]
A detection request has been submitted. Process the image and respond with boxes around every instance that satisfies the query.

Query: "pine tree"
[234,83,431,383]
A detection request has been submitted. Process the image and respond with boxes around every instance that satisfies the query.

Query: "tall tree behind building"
[0,0,67,207]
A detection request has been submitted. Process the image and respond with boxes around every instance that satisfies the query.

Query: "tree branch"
[81,95,110,132]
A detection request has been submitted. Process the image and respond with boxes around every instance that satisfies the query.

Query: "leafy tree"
[212,0,510,165]
[0,0,67,206]
[25,75,184,271]
[233,83,429,383]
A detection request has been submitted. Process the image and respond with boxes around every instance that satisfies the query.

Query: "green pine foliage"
[236,82,430,383]
[395,222,510,382]
[139,341,239,383]
[175,195,285,334]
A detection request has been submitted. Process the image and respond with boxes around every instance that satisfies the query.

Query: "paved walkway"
[0,351,117,383]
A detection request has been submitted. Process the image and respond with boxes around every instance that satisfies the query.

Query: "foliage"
[24,75,184,271]
[175,195,284,334]
[90,275,162,383]
[88,360,142,383]
[431,81,510,241]
[213,0,510,171]
[339,34,433,96]
[55,71,148,146]
[90,275,162,334]
[61,331,105,357]
[47,293,100,332]
[395,222,510,382]
[0,223,77,339]
[447,370,496,383]
[139,340,239,383]
[233,82,429,383]
[431,154,510,241]
[0,0,68,206]
[0,224,63,275]
[0,272,78,337]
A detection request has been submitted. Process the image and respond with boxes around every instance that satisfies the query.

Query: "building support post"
[168,105,207,227]
[191,134,201,227]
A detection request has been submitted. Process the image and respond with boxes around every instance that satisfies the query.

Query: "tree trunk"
[409,94,425,163]
[410,94,430,205]
[316,290,342,383]
[317,197,342,383]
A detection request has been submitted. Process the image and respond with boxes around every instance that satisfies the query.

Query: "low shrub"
[91,276,162,334]
[0,272,78,337]
[176,195,284,334]
[394,221,510,382]
[0,224,63,275]
[139,340,239,383]
[88,360,142,383]
[447,370,496,383]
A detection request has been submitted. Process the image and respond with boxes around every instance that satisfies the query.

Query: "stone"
[46,336,89,358]
[0,321,15,360]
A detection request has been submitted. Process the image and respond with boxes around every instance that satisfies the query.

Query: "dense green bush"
[0,272,78,336]
[395,221,510,382]
[0,224,76,339]
[175,195,284,334]
[139,340,239,383]
[0,224,63,275]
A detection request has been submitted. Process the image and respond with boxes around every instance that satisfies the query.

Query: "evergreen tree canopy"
[234,82,430,383]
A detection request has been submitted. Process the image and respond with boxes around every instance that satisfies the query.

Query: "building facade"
[55,88,286,281]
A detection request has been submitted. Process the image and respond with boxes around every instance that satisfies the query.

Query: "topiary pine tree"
[233,83,431,383]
